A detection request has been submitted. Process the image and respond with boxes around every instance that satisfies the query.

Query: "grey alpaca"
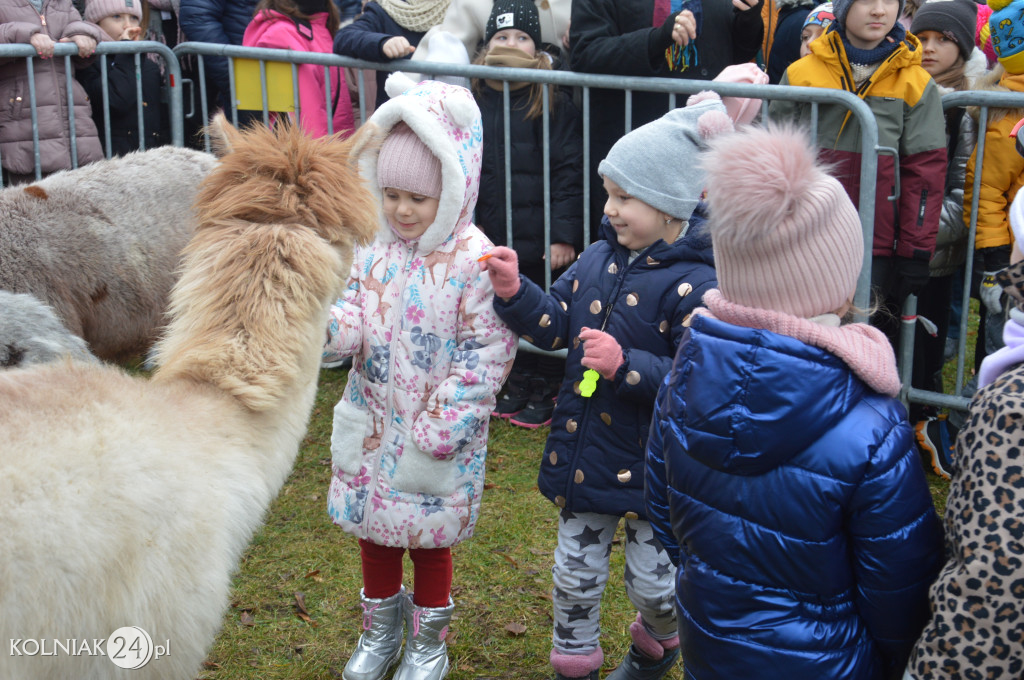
[0,145,218,362]
[0,290,97,367]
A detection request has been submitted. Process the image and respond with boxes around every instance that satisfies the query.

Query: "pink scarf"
[696,290,901,397]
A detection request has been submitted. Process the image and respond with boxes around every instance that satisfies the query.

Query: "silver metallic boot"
[391,592,455,680]
[343,587,405,680]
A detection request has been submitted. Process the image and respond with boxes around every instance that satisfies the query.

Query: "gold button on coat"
[625,371,641,385]
[574,469,584,484]
[617,469,632,483]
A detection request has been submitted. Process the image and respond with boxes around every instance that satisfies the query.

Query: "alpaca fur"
[0,145,218,363]
[0,290,97,367]
[0,117,378,680]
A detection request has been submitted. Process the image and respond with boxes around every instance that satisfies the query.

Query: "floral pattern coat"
[324,79,516,549]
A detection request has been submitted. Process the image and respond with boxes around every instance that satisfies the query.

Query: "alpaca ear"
[346,122,384,170]
[205,113,239,158]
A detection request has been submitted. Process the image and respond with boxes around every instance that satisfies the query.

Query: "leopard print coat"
[906,260,1024,679]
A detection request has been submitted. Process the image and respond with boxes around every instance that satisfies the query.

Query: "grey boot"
[605,644,680,680]
[343,587,405,680]
[392,592,454,680]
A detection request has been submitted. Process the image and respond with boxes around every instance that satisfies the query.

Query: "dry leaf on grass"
[504,622,527,636]
[239,610,255,627]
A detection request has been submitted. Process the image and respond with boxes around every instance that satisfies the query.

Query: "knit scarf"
[696,289,902,397]
[836,22,904,69]
[376,0,452,32]
[483,46,543,91]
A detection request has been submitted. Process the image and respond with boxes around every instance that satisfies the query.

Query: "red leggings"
[359,539,453,607]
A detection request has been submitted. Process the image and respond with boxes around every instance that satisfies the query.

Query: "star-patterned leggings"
[552,509,677,656]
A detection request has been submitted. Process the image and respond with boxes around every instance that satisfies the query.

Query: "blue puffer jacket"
[495,211,716,519]
[645,313,945,680]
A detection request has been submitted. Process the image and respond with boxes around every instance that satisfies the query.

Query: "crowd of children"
[5,0,1024,676]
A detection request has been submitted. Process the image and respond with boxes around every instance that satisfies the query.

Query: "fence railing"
[9,40,1019,414]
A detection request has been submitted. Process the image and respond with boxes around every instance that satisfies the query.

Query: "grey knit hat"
[484,0,542,47]
[911,0,978,59]
[598,98,731,222]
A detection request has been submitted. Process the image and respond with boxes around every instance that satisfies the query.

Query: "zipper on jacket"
[362,244,413,536]
[39,13,46,26]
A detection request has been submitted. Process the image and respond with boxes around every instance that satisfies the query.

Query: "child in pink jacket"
[242,0,355,137]
[322,76,515,680]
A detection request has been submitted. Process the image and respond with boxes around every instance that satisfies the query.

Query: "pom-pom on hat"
[484,0,542,47]
[702,124,864,318]
[84,0,142,24]
[598,98,733,222]
[376,122,443,199]
[803,2,835,30]
[989,0,1024,73]
[911,0,978,60]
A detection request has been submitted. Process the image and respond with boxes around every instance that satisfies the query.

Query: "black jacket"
[569,0,764,179]
[333,2,425,109]
[474,85,584,269]
[78,53,167,156]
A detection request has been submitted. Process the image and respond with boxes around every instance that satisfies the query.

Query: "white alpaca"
[0,116,379,680]
[0,290,97,367]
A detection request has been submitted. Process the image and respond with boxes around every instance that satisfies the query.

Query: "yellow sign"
[233,59,296,112]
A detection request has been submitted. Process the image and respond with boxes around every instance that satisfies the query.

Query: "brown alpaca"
[0,116,378,680]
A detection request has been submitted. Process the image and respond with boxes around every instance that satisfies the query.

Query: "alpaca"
[0,145,218,363]
[0,290,97,367]
[0,116,379,680]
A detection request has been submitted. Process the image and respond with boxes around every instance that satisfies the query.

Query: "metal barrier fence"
[899,88,1024,412]
[20,40,1013,415]
[0,41,182,180]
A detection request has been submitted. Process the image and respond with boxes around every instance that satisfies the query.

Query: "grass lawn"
[199,360,956,680]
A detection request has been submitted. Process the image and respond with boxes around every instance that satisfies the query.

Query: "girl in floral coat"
[322,76,514,680]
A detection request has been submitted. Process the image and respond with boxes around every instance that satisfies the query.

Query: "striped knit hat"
[703,124,863,319]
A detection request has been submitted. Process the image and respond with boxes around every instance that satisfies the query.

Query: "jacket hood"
[598,203,716,267]
[359,75,483,253]
[675,313,867,475]
[969,65,1024,122]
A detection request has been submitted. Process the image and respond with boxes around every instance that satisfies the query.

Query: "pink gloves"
[579,327,624,380]
[479,246,521,299]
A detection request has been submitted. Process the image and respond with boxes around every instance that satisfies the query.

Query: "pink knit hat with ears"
[703,123,863,319]
[84,0,142,25]
[376,122,443,199]
[687,63,768,126]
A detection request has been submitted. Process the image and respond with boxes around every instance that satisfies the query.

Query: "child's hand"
[579,327,624,380]
[382,36,415,59]
[479,246,521,299]
[119,26,143,41]
[672,10,698,46]
[30,32,55,58]
[60,34,96,58]
[548,243,575,270]
[732,0,759,10]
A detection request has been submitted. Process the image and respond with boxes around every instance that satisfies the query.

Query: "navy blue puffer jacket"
[494,212,716,519]
[645,313,944,680]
